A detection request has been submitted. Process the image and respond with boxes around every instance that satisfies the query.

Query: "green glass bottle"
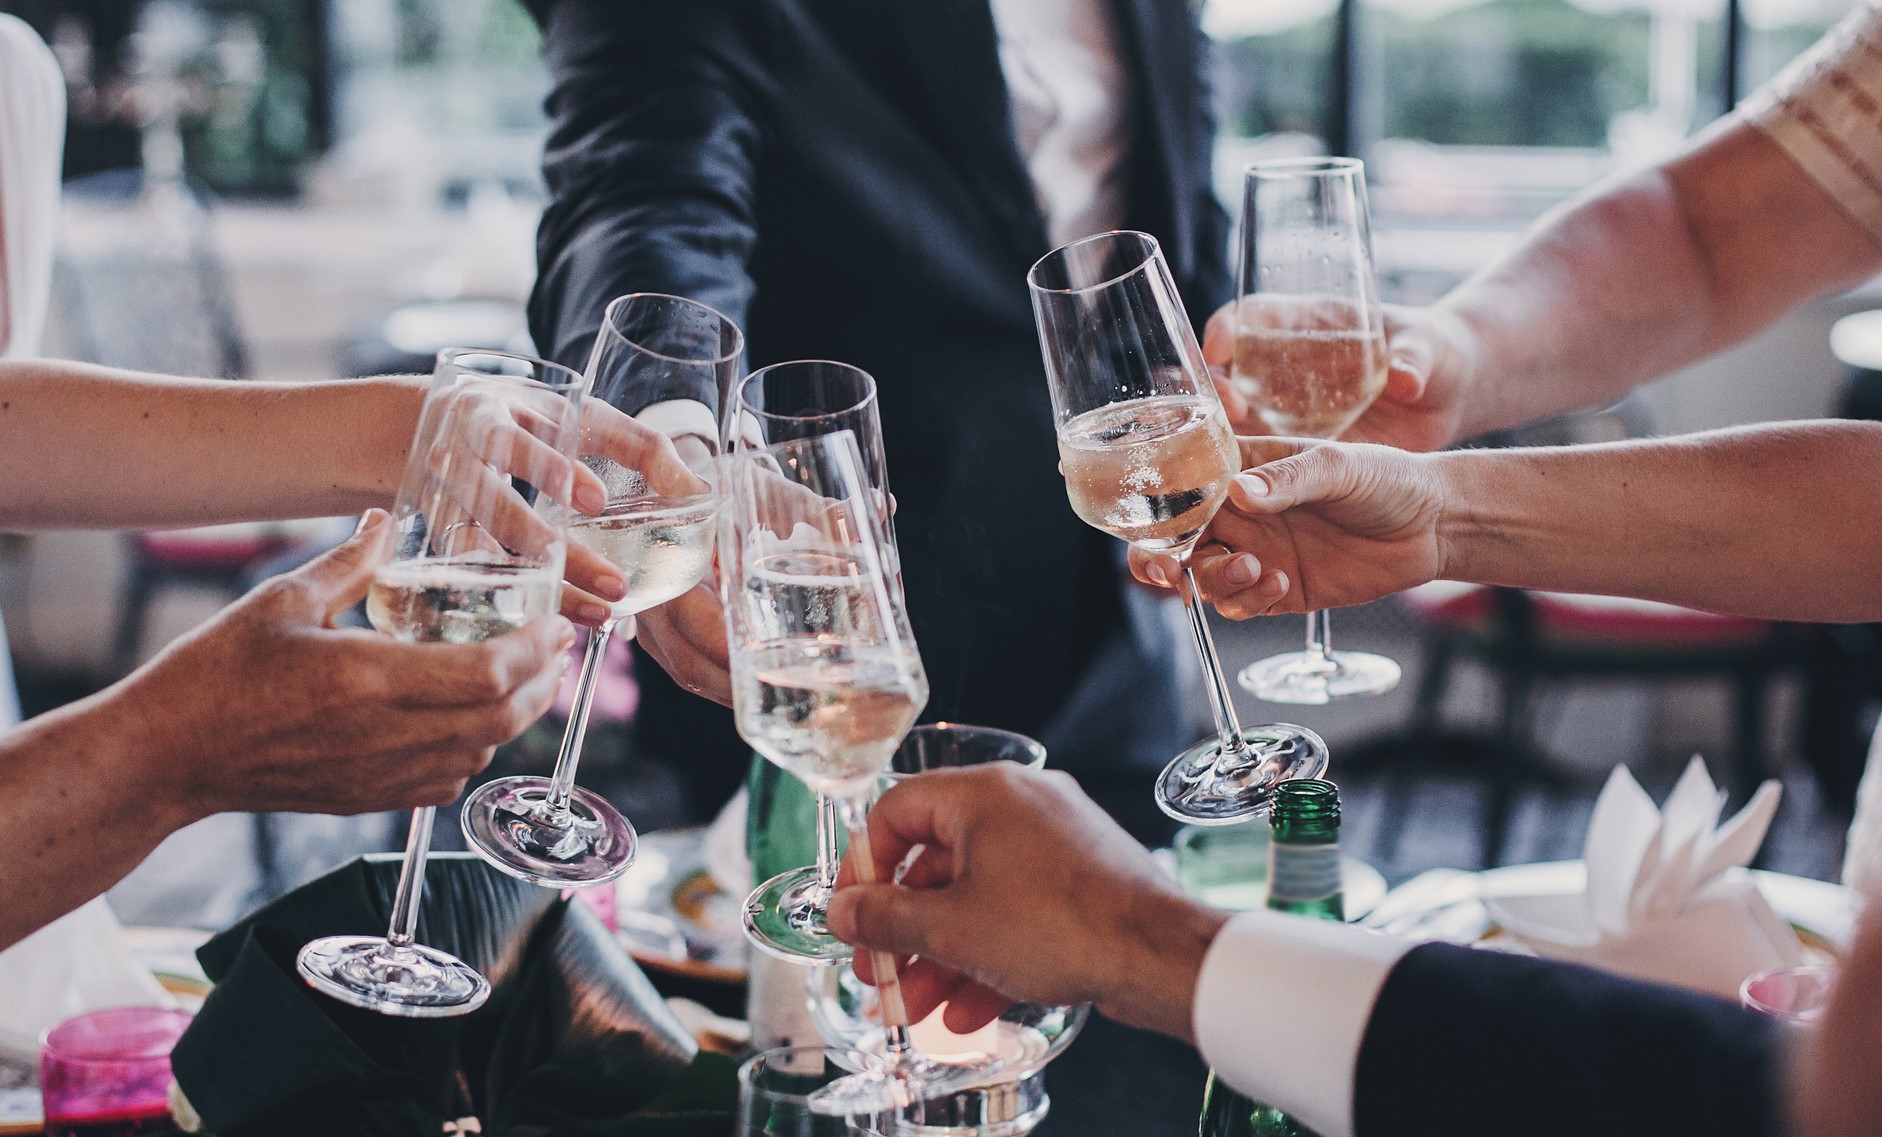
[1197,779,1343,1137]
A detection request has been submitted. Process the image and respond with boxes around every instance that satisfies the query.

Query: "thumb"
[1383,310,1435,403]
[1227,444,1348,515]
[290,509,394,622]
[827,883,955,959]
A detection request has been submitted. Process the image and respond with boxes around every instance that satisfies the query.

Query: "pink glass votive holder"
[1739,965,1837,1025]
[39,1006,192,1136]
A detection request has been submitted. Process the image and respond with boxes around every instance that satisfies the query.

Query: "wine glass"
[1027,231,1329,825]
[721,431,1001,1102]
[732,360,893,964]
[739,1046,896,1137]
[1230,157,1403,705]
[461,293,742,888]
[297,348,587,1016]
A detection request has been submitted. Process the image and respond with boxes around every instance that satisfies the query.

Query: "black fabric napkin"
[171,853,736,1136]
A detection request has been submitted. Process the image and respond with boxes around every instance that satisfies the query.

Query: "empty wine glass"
[721,431,1000,1103]
[1028,231,1328,825]
[297,348,587,1017]
[732,361,894,964]
[462,294,742,888]
[1230,157,1402,705]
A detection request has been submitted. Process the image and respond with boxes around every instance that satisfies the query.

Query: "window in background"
[1741,0,1855,90]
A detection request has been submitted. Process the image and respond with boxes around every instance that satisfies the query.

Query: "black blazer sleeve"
[526,0,767,412]
[1355,943,1786,1137]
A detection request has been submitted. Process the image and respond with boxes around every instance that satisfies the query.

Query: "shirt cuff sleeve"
[636,398,720,445]
[1192,910,1414,1137]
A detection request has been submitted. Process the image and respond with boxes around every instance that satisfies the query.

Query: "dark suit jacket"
[1357,943,1785,1137]
[525,0,1231,812]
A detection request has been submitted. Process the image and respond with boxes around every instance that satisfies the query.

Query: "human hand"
[1128,436,1448,618]
[633,583,732,706]
[1200,300,1478,452]
[826,765,1228,1042]
[117,509,575,822]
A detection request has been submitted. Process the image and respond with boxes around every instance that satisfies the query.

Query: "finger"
[635,587,733,705]
[1234,435,1315,471]
[1189,546,1264,602]
[289,509,394,622]
[566,542,629,602]
[388,613,576,709]
[1215,571,1292,621]
[1202,302,1235,365]
[896,960,971,1024]
[1126,548,1184,591]
[1383,308,1435,402]
[1226,445,1352,516]
[826,882,960,959]
[586,402,711,498]
[941,984,1013,1033]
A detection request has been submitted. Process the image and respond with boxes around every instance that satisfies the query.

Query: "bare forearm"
[0,361,422,529]
[1441,125,1882,442]
[0,689,193,949]
[1437,421,1882,621]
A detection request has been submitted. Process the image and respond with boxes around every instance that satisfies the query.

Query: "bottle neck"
[1267,833,1343,922]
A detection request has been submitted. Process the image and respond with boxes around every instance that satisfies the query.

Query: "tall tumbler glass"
[740,1047,896,1137]
[1028,231,1328,826]
[462,293,742,887]
[732,361,894,964]
[1230,157,1402,705]
[296,348,586,1017]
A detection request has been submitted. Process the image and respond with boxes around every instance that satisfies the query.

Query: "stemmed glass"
[297,348,587,1016]
[740,1047,896,1137]
[720,431,1001,1104]
[1230,157,1402,705]
[732,361,893,964]
[1028,231,1329,825]
[461,293,742,887]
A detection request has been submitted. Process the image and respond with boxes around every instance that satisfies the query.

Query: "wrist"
[1098,886,1229,1044]
[342,375,426,509]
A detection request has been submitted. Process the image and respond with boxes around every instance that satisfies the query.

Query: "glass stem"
[835,796,912,1045]
[814,792,841,897]
[1304,610,1332,664]
[385,806,435,951]
[1178,562,1250,762]
[546,621,617,817]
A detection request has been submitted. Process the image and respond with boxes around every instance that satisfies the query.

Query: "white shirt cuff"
[636,398,720,446]
[1192,910,1414,1137]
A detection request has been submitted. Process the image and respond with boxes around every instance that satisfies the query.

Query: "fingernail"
[1146,563,1170,588]
[825,896,854,941]
[576,603,611,627]
[1235,474,1269,498]
[353,508,387,536]
[1226,555,1260,587]
[575,483,607,514]
[595,573,627,600]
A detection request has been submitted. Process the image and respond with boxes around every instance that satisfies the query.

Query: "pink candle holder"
[1739,965,1837,1025]
[39,1006,192,1137]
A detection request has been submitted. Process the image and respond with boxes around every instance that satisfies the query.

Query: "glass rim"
[435,346,586,392]
[39,1006,193,1065]
[598,291,745,367]
[1739,964,1838,1020]
[888,721,1047,776]
[736,359,880,427]
[1243,156,1365,181]
[1026,229,1163,297]
[738,1044,885,1102]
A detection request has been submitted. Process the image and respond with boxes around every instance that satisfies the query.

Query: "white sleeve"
[1192,910,1415,1137]
[636,398,720,445]
[1740,2,1882,246]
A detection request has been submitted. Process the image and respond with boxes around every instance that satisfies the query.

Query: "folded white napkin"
[1485,757,1803,998]
[0,896,176,1062]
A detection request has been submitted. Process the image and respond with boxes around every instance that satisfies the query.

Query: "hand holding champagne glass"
[1231,157,1402,705]
[296,348,586,1017]
[721,431,1001,1104]
[461,294,741,888]
[1028,231,1328,825]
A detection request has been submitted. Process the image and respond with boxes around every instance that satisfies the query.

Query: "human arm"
[1135,421,1882,623]
[0,511,575,950]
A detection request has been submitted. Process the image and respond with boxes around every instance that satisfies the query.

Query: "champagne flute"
[297,348,586,1016]
[732,360,893,964]
[1028,231,1329,826]
[1231,157,1403,705]
[721,431,1001,1103]
[461,293,742,887]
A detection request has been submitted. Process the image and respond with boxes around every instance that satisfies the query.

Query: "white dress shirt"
[1741,0,1882,245]
[638,0,1134,446]
[0,14,65,731]
[1192,910,1416,1137]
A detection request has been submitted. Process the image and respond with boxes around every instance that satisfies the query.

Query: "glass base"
[460,776,637,888]
[1155,723,1330,825]
[808,1050,1006,1117]
[743,866,853,965]
[1237,649,1402,706]
[296,935,490,1018]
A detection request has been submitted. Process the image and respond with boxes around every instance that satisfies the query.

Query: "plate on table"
[1365,862,1858,959]
[614,828,749,984]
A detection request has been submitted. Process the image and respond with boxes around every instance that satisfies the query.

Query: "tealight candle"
[907,1004,1002,1062]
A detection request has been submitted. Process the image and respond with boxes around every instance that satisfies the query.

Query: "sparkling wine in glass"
[731,360,896,965]
[296,348,586,1017]
[1232,157,1402,706]
[461,294,741,887]
[721,431,1001,1103]
[1029,231,1328,825]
